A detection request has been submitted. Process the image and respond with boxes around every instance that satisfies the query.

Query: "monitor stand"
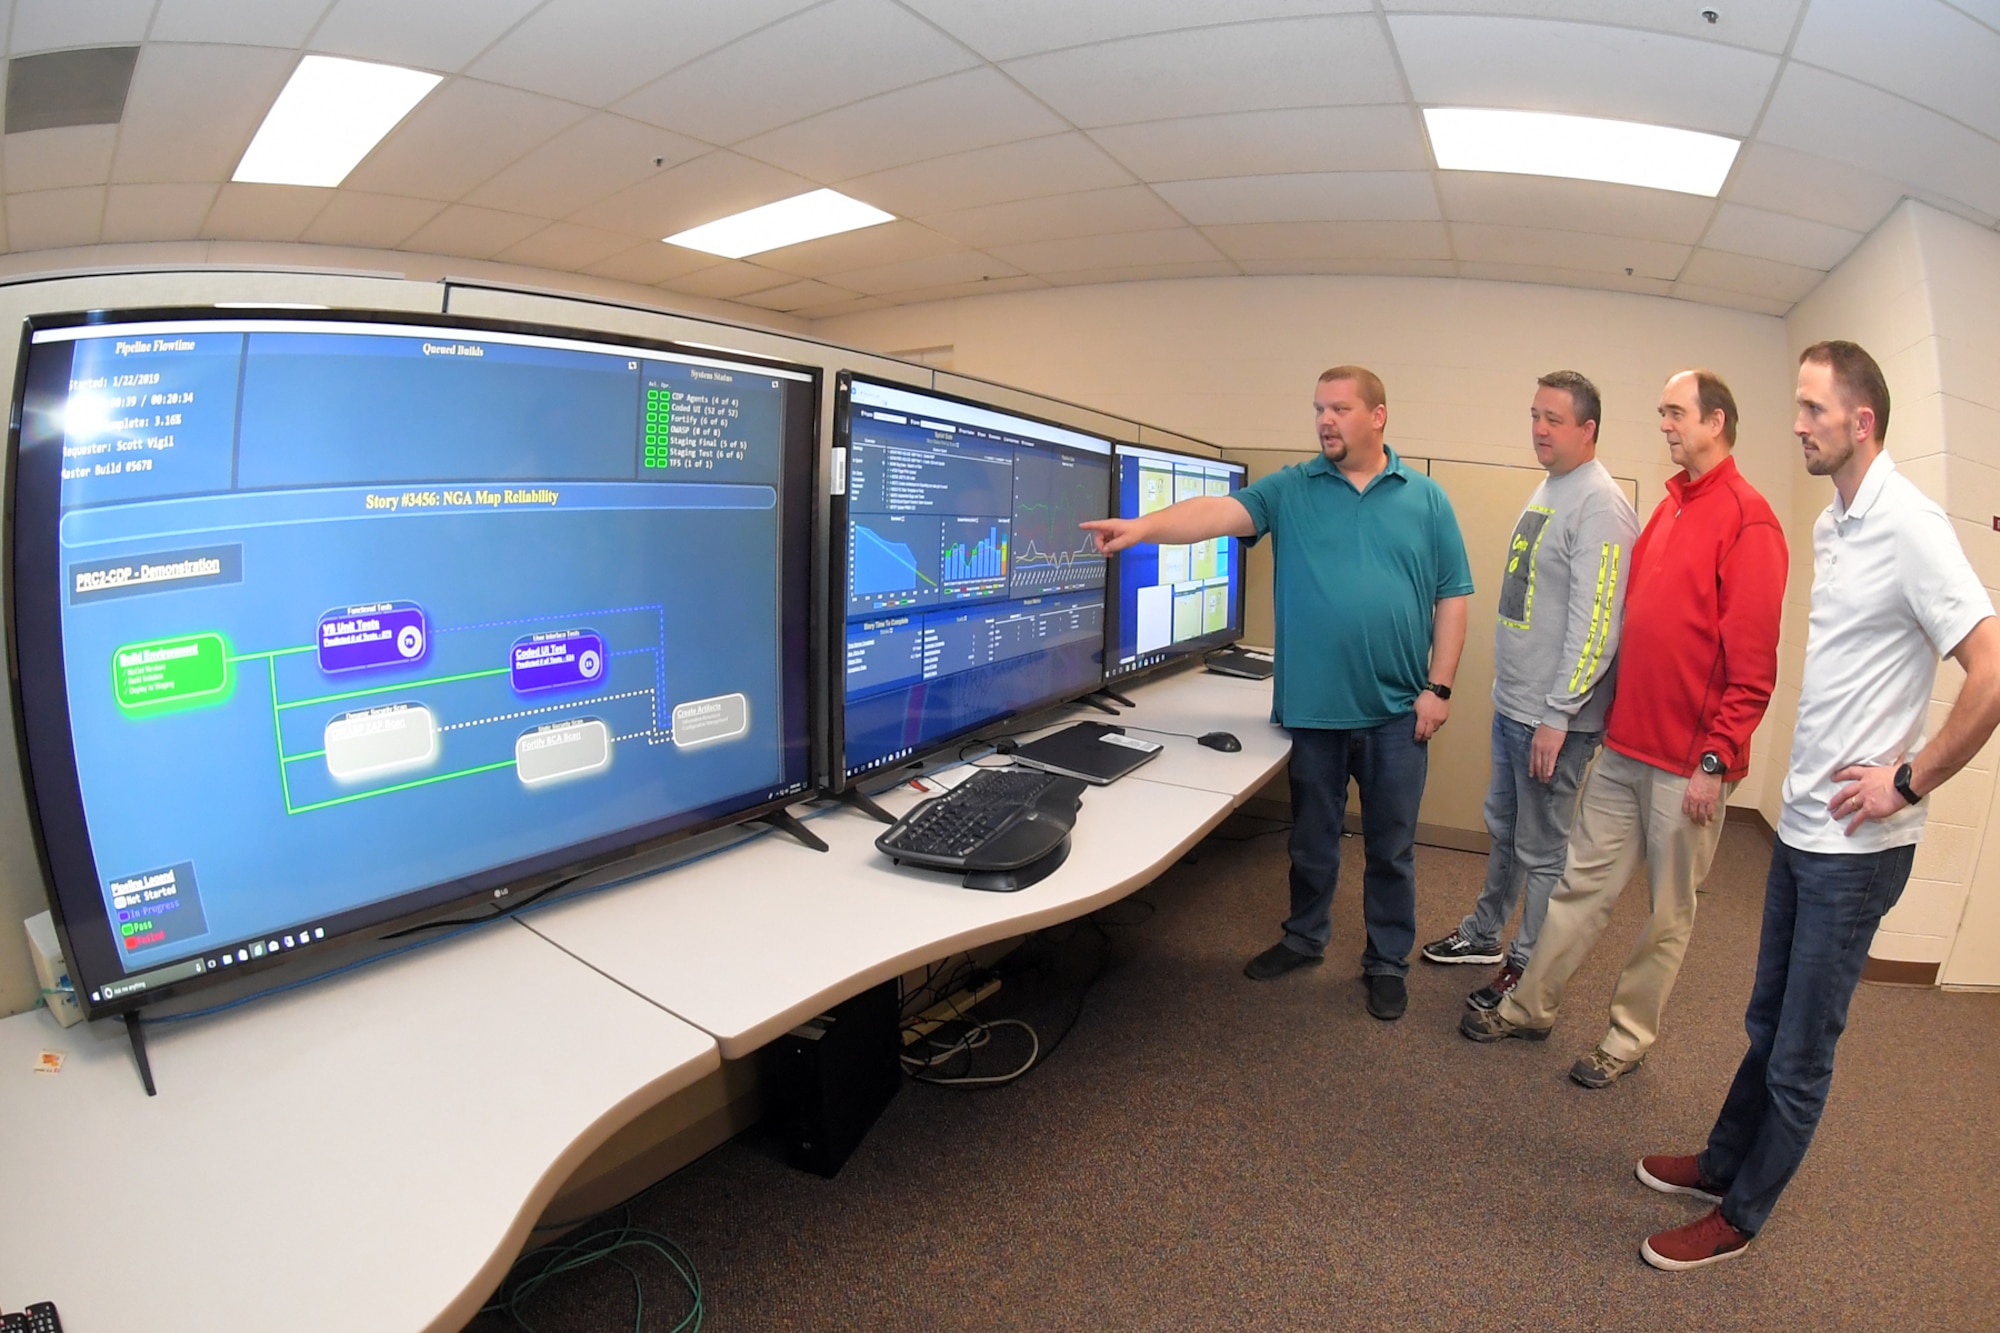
[835,787,895,825]
[126,1011,158,1097]
[754,808,829,852]
[1089,688,1135,709]
[1079,695,1121,715]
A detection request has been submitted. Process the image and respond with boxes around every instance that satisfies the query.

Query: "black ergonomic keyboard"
[875,767,1087,892]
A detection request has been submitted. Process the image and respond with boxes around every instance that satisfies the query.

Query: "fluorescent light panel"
[664,189,894,259]
[234,55,441,187]
[1424,107,1739,197]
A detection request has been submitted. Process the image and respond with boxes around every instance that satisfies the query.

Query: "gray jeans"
[1458,713,1599,970]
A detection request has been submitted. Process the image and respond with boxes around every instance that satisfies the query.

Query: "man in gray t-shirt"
[1421,371,1640,1012]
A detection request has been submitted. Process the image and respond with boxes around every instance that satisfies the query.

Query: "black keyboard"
[876,768,1086,891]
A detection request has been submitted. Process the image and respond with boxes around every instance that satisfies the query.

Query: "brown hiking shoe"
[1570,1045,1642,1088]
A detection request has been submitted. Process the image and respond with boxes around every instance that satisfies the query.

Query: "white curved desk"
[0,669,1284,1331]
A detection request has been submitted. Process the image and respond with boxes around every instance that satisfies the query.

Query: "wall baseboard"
[1861,957,1940,987]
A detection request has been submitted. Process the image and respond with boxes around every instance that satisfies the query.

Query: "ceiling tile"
[793,293,889,319]
[1757,63,2000,217]
[3,124,117,191]
[1450,222,1691,279]
[1003,17,1402,127]
[579,242,723,286]
[199,182,331,240]
[1793,0,2000,141]
[494,221,641,271]
[1202,220,1453,261]
[6,186,104,250]
[1237,257,1460,277]
[1157,172,1441,226]
[567,150,817,238]
[10,0,152,54]
[463,114,708,217]
[1700,203,1861,270]
[1040,260,1241,287]
[733,277,862,312]
[1379,0,1805,54]
[1389,14,1779,136]
[1090,106,1429,181]
[1717,142,1907,234]
[1437,173,1715,243]
[736,69,1067,181]
[1458,260,1674,296]
[402,204,548,259]
[312,0,544,73]
[985,227,1227,274]
[299,191,444,247]
[1678,247,1826,303]
[861,273,1048,305]
[1669,281,1793,317]
[664,260,796,299]
[343,79,587,203]
[150,0,332,45]
[466,0,821,106]
[818,249,1025,296]
[615,0,979,143]
[745,219,963,280]
[103,182,219,242]
[840,134,1135,218]
[110,44,298,184]
[921,185,1185,248]
[899,0,1369,62]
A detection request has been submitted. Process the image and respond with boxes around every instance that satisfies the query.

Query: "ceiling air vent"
[5,46,140,133]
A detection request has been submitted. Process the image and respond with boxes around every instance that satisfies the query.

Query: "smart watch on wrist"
[1699,751,1725,776]
[1894,761,1922,806]
[1423,681,1452,701]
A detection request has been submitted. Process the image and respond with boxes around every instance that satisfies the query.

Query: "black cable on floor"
[480,1207,702,1333]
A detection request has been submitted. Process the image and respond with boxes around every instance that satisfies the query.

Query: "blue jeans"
[1698,838,1914,1235]
[1282,716,1429,977]
[1458,715,1600,970]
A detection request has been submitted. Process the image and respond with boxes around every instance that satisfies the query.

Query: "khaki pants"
[1497,747,1732,1061]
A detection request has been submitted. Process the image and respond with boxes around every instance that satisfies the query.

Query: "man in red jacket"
[1462,369,1787,1088]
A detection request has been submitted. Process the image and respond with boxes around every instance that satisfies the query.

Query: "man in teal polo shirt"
[1083,366,1473,1019]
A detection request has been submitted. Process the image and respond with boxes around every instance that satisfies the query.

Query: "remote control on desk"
[0,1302,63,1332]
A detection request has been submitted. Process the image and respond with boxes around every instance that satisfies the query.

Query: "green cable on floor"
[480,1208,702,1332]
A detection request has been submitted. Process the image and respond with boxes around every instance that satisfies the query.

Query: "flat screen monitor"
[1104,443,1247,681]
[832,374,1112,787]
[8,309,817,1018]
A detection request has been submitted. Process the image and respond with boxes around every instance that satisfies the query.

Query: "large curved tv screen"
[8,309,817,1019]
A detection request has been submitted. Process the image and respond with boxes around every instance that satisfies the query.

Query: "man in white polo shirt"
[1634,340,2000,1270]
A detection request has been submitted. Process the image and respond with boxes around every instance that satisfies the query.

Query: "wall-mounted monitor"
[1103,443,1248,682]
[8,309,818,1019]
[830,374,1112,788]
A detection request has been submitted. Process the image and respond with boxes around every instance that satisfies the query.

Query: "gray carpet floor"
[468,814,2000,1331]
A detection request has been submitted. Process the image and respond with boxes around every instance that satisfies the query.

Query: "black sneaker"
[1243,942,1321,981]
[1420,929,1504,965]
[1466,962,1523,1011]
[1365,973,1407,1020]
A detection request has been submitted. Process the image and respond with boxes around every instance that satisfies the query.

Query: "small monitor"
[8,309,818,1018]
[832,375,1113,786]
[1104,442,1248,682]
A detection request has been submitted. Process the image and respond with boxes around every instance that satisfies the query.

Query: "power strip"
[901,978,1001,1045]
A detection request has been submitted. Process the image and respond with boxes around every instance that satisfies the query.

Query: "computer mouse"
[1198,731,1242,752]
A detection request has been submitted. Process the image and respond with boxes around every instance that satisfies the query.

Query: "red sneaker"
[1641,1206,1751,1271]
[1637,1154,1724,1203]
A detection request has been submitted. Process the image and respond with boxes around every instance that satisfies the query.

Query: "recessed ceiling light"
[663,189,895,259]
[233,55,441,188]
[1423,107,1740,197]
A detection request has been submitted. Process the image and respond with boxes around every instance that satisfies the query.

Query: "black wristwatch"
[1699,751,1726,775]
[1894,762,1922,806]
[1423,681,1452,701]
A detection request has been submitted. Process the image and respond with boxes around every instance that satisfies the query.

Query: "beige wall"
[1784,201,2000,981]
[816,275,1803,821]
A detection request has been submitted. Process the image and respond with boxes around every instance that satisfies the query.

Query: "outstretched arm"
[1081,495,1255,553]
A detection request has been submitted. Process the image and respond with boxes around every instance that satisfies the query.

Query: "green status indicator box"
[113,632,232,713]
